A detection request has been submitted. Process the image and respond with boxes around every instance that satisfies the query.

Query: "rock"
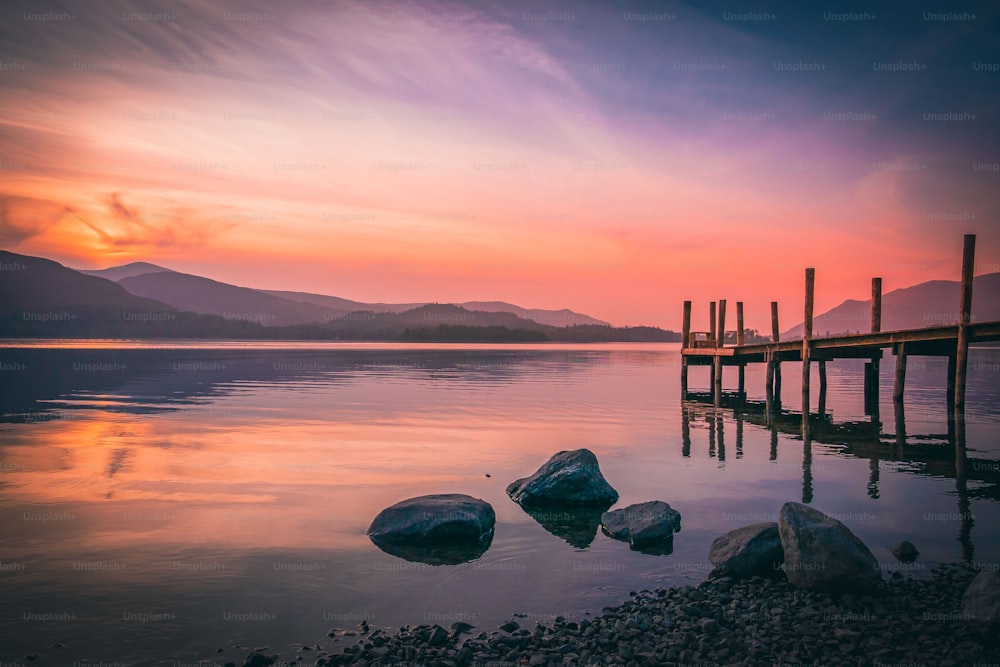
[962,569,1000,635]
[777,502,880,593]
[367,494,495,565]
[427,624,449,647]
[500,620,520,633]
[891,540,920,562]
[709,522,784,578]
[506,449,618,506]
[242,653,276,667]
[600,501,681,549]
[450,621,475,636]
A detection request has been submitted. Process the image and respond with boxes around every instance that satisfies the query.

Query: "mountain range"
[4,249,998,341]
[1,250,668,341]
[781,274,1000,339]
[81,261,609,327]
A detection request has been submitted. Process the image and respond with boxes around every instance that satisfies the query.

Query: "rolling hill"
[782,273,1000,339]
[117,271,342,327]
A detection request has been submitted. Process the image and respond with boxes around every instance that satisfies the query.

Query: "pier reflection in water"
[681,389,990,562]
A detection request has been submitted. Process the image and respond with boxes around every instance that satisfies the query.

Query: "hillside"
[77,261,175,281]
[0,251,261,338]
[782,273,1000,339]
[118,271,341,326]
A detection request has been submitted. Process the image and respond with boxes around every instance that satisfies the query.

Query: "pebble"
[244,563,999,666]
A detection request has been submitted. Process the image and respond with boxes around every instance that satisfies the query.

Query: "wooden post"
[682,301,692,348]
[718,299,727,347]
[894,391,906,449]
[818,360,827,416]
[893,343,907,404]
[709,301,717,391]
[709,301,717,346]
[681,301,691,398]
[736,302,745,346]
[954,234,975,421]
[863,361,873,414]
[765,351,775,422]
[771,301,782,403]
[947,353,957,416]
[737,301,745,395]
[871,278,882,333]
[715,300,726,405]
[871,277,882,414]
[802,268,815,438]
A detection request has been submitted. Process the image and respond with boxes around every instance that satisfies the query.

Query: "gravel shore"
[238,562,998,667]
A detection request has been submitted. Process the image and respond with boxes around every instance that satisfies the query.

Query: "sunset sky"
[1,0,997,329]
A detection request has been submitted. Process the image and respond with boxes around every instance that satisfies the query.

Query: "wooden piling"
[802,268,815,437]
[737,302,745,395]
[736,302,745,346]
[709,301,717,391]
[765,351,775,422]
[709,301,717,345]
[771,301,782,402]
[818,360,827,416]
[718,299,727,347]
[681,300,691,397]
[947,353,957,416]
[893,343,907,404]
[871,278,882,333]
[954,234,976,420]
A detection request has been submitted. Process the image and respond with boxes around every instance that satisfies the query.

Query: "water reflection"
[369,531,494,566]
[0,343,997,665]
[515,504,610,549]
[682,388,996,563]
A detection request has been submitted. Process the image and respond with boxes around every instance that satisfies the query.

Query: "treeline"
[400,325,548,342]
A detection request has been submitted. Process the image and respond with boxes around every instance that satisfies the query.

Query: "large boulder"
[709,522,784,577]
[777,502,880,593]
[962,569,1000,636]
[601,501,681,549]
[506,449,618,506]
[367,494,495,565]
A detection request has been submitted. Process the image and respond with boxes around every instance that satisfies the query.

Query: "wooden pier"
[680,234,1000,436]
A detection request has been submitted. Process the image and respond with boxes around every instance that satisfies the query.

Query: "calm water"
[1,341,999,666]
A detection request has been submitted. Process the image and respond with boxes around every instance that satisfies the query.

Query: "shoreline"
[232,562,998,667]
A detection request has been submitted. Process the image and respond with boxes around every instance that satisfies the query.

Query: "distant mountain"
[0,250,260,337]
[782,273,1000,339]
[117,271,340,327]
[458,301,608,326]
[265,292,608,326]
[77,261,175,281]
[262,290,422,314]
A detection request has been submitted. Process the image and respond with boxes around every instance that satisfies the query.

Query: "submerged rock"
[709,522,784,577]
[601,501,681,550]
[891,540,920,562]
[963,569,1000,636]
[506,449,618,506]
[778,502,880,593]
[367,494,495,565]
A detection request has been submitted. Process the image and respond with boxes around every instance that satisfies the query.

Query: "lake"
[1,341,999,666]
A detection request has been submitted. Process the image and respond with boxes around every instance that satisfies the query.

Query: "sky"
[1,0,998,330]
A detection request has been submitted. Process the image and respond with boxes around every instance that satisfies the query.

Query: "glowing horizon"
[1,0,997,330]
